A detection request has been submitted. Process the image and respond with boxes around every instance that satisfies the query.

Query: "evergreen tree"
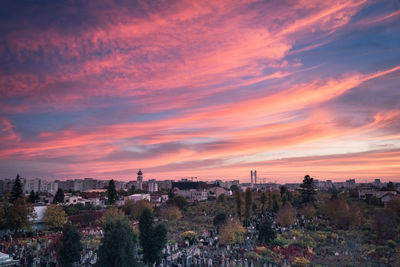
[107,179,118,205]
[53,188,65,204]
[299,174,316,204]
[258,219,276,244]
[7,198,36,233]
[28,190,36,203]
[272,194,280,213]
[57,223,83,267]
[10,174,23,203]
[234,189,242,221]
[244,188,253,224]
[260,192,267,212]
[139,208,167,266]
[213,212,227,233]
[97,217,138,267]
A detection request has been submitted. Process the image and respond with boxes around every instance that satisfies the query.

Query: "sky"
[1,0,400,182]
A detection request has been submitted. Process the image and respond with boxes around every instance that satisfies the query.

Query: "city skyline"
[1,1,400,182]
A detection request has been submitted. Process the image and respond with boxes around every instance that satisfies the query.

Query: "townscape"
[0,171,399,266]
[2,0,400,266]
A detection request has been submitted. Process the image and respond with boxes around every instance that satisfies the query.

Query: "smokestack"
[255,170,257,184]
[251,170,253,186]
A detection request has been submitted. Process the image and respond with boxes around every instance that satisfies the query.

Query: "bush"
[293,257,310,266]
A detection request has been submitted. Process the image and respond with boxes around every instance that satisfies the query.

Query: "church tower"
[137,169,143,190]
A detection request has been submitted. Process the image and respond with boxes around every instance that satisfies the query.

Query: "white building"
[125,193,151,202]
[24,179,58,195]
[175,189,208,202]
[148,179,158,192]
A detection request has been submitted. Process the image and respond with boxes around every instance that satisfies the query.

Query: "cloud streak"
[0,0,399,181]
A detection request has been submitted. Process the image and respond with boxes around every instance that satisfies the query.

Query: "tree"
[244,188,253,224]
[300,203,316,219]
[160,205,182,222]
[10,174,23,203]
[0,202,7,229]
[219,220,246,245]
[107,179,118,205]
[387,198,400,218]
[53,188,65,204]
[213,212,227,233]
[57,223,82,267]
[217,194,226,203]
[299,175,316,204]
[139,208,167,266]
[374,209,397,240]
[267,191,273,210]
[272,194,280,213]
[6,198,36,232]
[260,192,267,212]
[28,190,36,203]
[123,199,153,220]
[324,198,360,229]
[234,189,242,221]
[43,205,67,230]
[180,231,196,244]
[276,203,296,226]
[258,219,276,244]
[97,218,138,267]
[101,207,126,225]
[167,195,187,210]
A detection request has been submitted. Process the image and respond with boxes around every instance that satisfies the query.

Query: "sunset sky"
[1,0,400,182]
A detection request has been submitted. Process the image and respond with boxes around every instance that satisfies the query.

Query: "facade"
[148,179,158,192]
[125,193,151,202]
[175,189,208,202]
[24,178,58,195]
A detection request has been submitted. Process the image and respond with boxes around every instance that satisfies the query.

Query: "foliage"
[272,194,280,213]
[244,188,253,222]
[57,223,83,267]
[68,211,103,227]
[374,208,397,240]
[97,218,138,267]
[10,174,24,203]
[213,212,227,233]
[387,198,400,218]
[160,205,182,222]
[53,188,65,204]
[324,198,360,229]
[6,198,36,232]
[43,204,67,230]
[63,203,99,216]
[219,220,245,245]
[107,179,118,205]
[293,256,311,266]
[167,195,188,210]
[258,219,276,244]
[299,175,316,204]
[180,231,196,244]
[123,199,153,219]
[260,192,267,211]
[0,202,7,229]
[28,190,36,203]
[234,189,242,221]
[276,203,296,226]
[217,194,226,203]
[300,203,316,219]
[101,207,126,225]
[139,208,167,265]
